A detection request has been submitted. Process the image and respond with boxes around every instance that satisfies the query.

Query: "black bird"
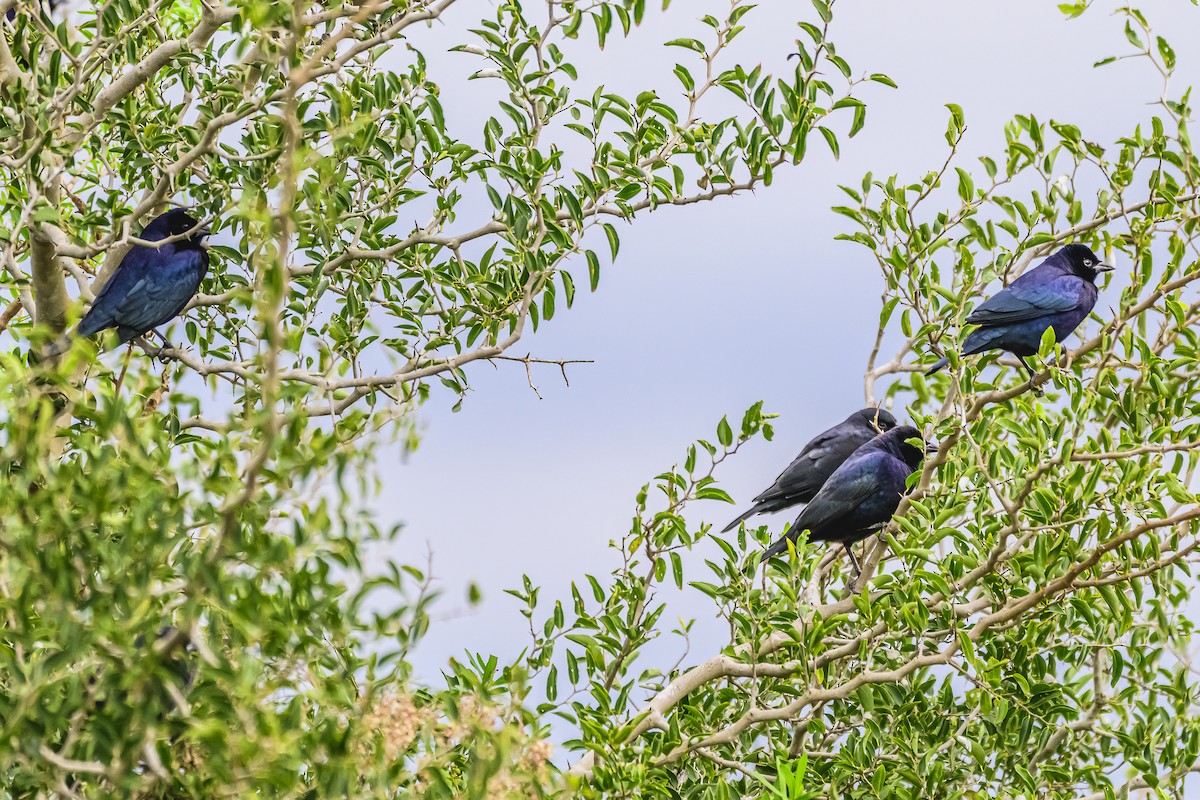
[75,209,210,349]
[757,425,931,574]
[102,627,195,711]
[927,244,1112,388]
[723,408,898,533]
[75,626,194,795]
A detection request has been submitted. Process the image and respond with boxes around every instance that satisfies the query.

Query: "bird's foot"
[1018,357,1046,396]
[844,542,863,590]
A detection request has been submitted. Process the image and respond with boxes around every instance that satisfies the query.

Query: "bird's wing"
[109,250,206,335]
[790,453,885,538]
[751,430,838,504]
[76,251,155,337]
[795,430,838,463]
[965,275,1087,326]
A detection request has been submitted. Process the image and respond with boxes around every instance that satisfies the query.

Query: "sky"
[372,0,1200,685]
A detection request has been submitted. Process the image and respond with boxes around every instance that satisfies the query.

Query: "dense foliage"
[1,0,1198,798]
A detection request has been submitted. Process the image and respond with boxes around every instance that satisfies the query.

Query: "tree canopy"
[2,0,1199,798]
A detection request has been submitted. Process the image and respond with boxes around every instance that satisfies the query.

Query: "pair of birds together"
[738,243,1113,572]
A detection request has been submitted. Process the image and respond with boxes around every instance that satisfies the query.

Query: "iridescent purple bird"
[927,244,1112,388]
[75,209,210,348]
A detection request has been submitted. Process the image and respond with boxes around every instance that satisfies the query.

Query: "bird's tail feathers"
[40,333,72,360]
[929,330,1001,374]
[721,506,760,534]
[747,530,806,575]
[759,535,795,563]
[74,314,107,340]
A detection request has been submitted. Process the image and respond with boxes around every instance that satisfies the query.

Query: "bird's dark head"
[1058,243,1113,282]
[852,407,898,434]
[141,209,211,248]
[877,425,928,470]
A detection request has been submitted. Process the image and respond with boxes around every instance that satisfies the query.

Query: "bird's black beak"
[1096,262,1114,273]
[197,226,212,248]
[925,441,940,454]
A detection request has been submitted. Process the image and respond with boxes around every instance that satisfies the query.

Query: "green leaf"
[1156,36,1176,70]
[586,249,601,290]
[818,126,840,159]
[717,416,733,447]
[945,102,965,145]
[696,486,733,504]
[664,37,705,54]
[602,223,620,259]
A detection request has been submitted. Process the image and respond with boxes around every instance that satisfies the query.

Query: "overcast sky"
[372,2,1200,681]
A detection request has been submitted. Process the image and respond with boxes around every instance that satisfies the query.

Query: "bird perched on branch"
[723,407,897,533]
[72,209,210,352]
[756,425,932,575]
[926,244,1112,390]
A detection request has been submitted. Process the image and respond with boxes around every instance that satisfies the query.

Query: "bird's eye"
[1083,259,1093,267]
